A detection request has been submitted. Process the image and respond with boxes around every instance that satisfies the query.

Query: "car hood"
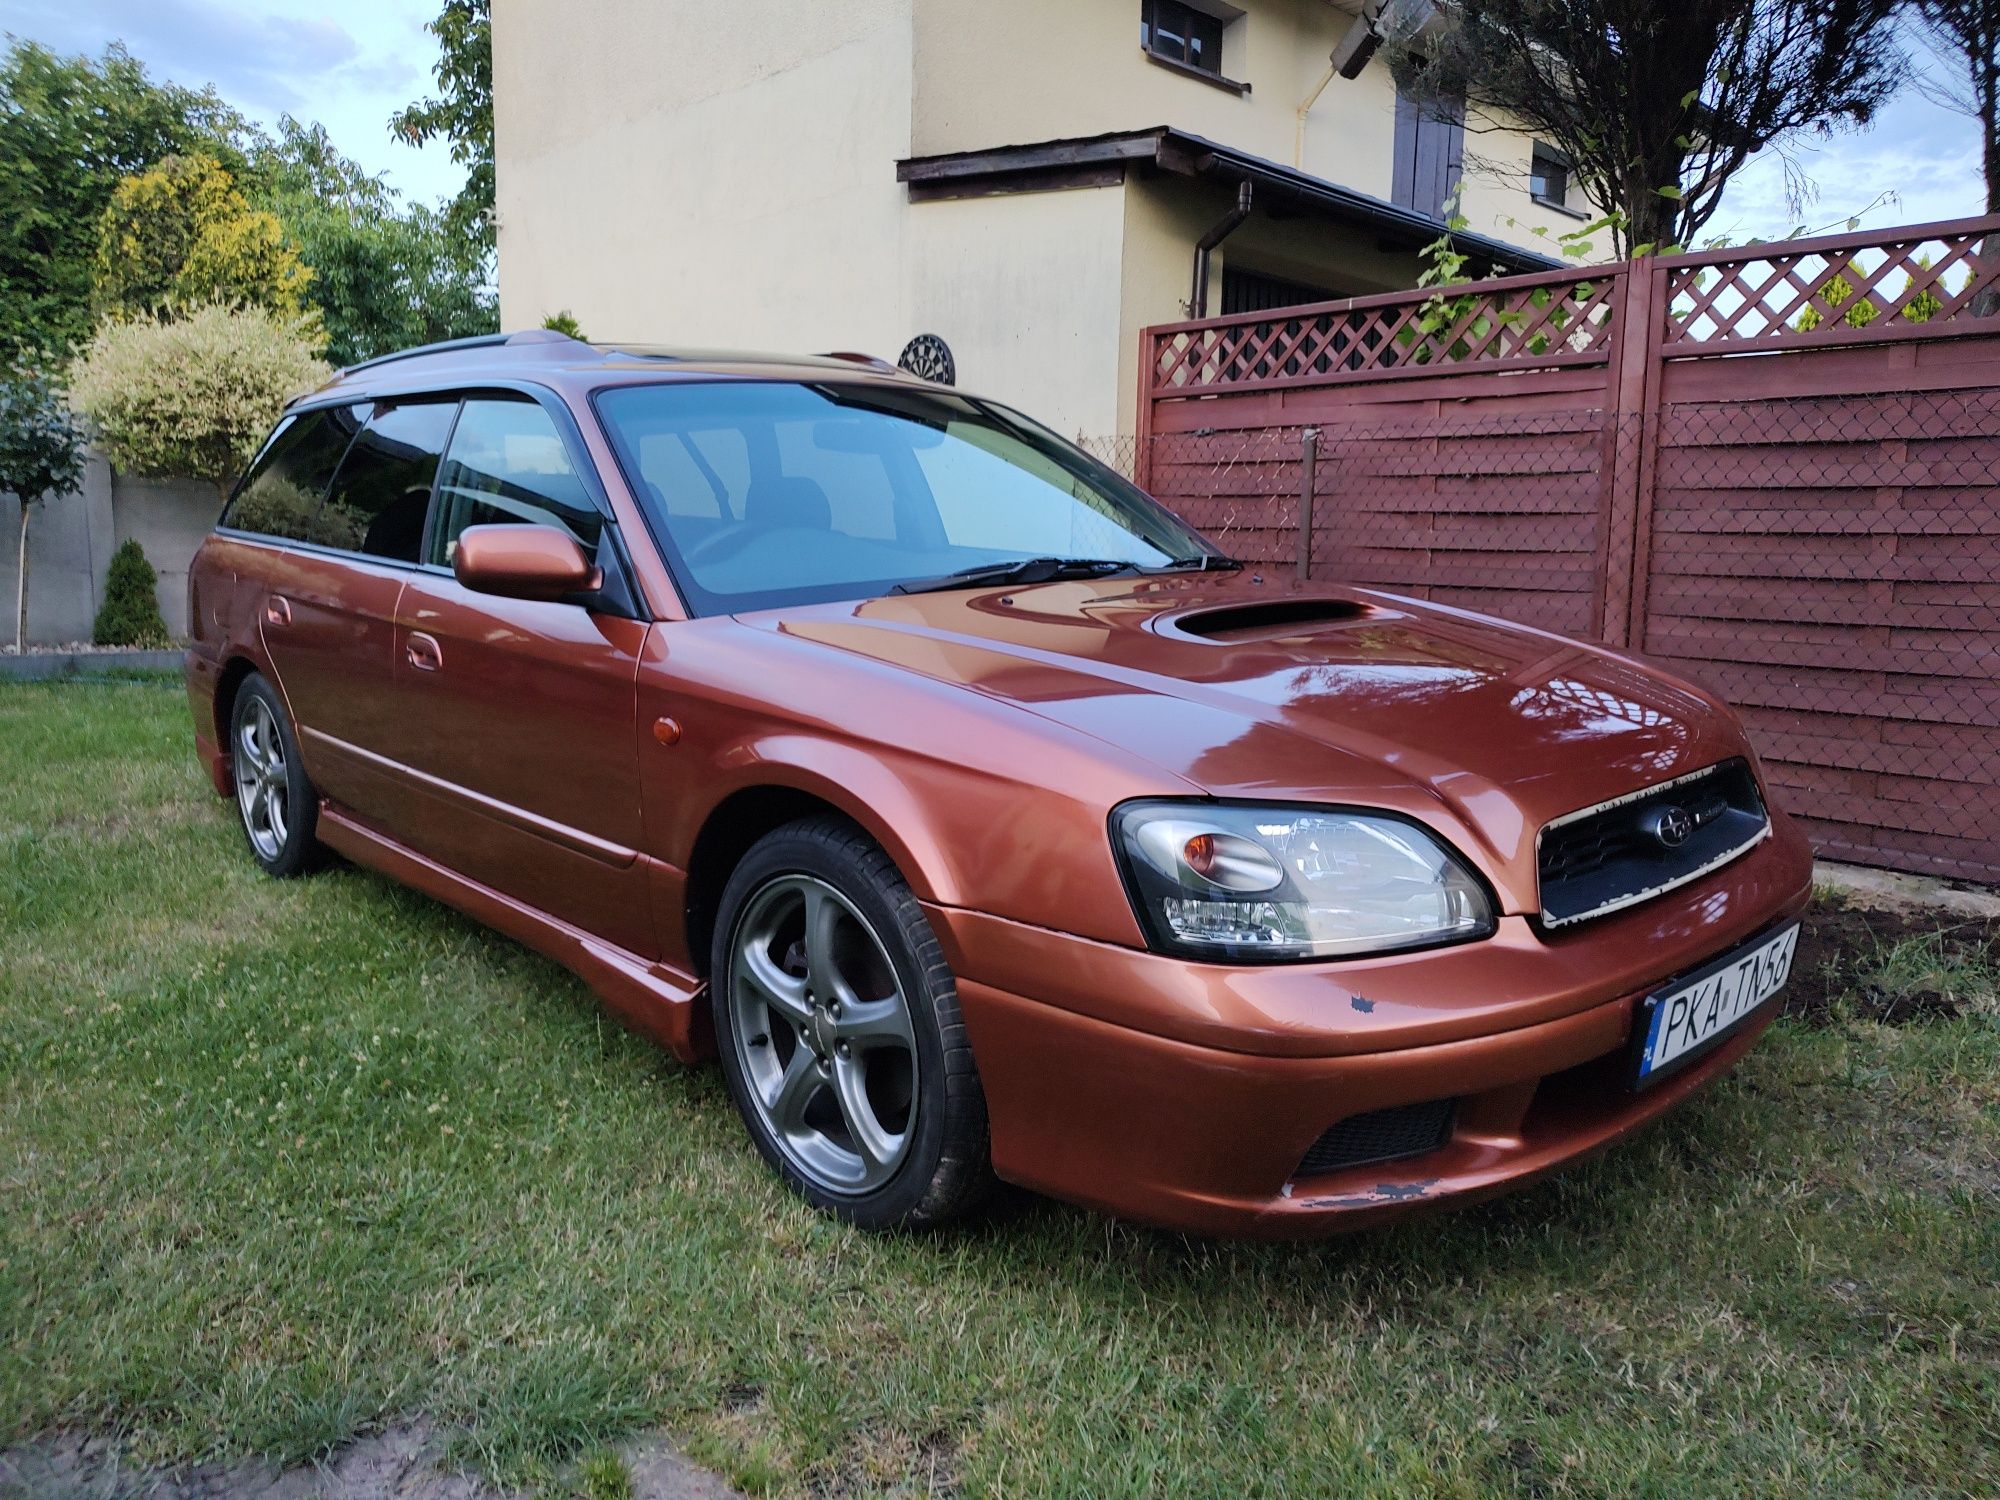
[741,574,1751,902]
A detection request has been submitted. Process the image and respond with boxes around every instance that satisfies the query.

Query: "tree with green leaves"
[1,370,89,650]
[94,152,314,322]
[1386,0,1905,254]
[0,40,254,366]
[249,119,495,366]
[391,0,494,253]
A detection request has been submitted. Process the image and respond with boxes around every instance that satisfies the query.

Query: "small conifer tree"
[92,537,170,647]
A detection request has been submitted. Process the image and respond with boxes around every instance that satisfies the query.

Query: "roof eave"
[894,127,1561,275]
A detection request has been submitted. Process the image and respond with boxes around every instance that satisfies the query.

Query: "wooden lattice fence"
[1133,214,2000,886]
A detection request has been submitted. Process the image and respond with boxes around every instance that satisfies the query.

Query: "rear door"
[224,402,379,811]
[381,393,655,958]
[243,398,459,818]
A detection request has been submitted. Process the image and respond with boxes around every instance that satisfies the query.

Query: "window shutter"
[1393,87,1465,219]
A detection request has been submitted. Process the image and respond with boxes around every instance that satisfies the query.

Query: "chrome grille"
[1537,760,1769,928]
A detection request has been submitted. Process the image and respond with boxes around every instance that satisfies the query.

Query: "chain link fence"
[1081,390,2000,886]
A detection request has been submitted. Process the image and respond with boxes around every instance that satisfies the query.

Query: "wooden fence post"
[1134,328,1158,493]
[1599,256,1663,647]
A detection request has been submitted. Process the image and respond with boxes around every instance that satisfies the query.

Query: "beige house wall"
[911,0,1356,170]
[493,0,1601,442]
[908,0,1591,255]
[903,186,1132,439]
[494,0,918,347]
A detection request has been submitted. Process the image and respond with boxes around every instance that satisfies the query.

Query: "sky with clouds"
[1707,50,1988,244]
[0,0,464,206]
[0,1,1987,238]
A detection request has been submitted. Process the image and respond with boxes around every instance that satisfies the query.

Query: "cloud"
[1,0,376,114]
[1707,59,1987,244]
[0,0,464,203]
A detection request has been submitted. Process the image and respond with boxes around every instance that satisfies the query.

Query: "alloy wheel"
[727,874,919,1195]
[233,696,290,862]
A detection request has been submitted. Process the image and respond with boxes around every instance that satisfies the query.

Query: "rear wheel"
[229,673,324,877]
[711,816,992,1229]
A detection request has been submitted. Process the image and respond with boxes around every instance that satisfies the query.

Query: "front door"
[381,395,656,959]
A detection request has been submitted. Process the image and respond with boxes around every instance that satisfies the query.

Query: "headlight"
[1111,801,1495,962]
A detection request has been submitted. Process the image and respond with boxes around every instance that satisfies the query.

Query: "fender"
[684,733,969,909]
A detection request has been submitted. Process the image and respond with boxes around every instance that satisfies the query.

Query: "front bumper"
[927,807,1813,1237]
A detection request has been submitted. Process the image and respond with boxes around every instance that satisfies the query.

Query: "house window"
[1530,144,1572,210]
[1142,0,1225,76]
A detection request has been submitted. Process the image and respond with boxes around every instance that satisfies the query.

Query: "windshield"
[594,380,1215,614]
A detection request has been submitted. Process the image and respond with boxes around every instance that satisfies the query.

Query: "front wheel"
[711,816,992,1230]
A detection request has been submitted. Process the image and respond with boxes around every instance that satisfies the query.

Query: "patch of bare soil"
[1785,901,1999,1027]
[0,1422,742,1500]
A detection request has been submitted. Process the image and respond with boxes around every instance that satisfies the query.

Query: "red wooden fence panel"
[1133,214,2000,885]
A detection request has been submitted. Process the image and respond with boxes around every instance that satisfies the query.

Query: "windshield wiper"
[891,557,1141,595]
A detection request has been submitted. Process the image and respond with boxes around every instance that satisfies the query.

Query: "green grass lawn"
[3,678,1997,1498]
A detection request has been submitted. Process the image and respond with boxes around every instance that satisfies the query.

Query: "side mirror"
[451,523,600,603]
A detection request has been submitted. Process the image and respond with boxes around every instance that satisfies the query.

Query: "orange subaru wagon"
[185,331,1812,1236]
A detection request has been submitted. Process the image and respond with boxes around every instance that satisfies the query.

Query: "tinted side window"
[319,400,459,562]
[428,398,603,565]
[224,405,367,543]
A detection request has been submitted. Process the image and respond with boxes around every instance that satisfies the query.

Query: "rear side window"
[428,397,604,565]
[224,405,366,543]
[318,400,459,562]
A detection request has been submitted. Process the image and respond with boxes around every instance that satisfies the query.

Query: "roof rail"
[818,350,901,373]
[339,327,584,377]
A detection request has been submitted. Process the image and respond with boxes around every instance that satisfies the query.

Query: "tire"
[710,815,993,1230]
[228,672,325,878]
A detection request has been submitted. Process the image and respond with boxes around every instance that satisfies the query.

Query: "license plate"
[1631,922,1799,1089]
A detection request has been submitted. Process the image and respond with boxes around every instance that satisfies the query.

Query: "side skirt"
[317,803,712,1063]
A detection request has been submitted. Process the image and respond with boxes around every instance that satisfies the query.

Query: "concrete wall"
[111,475,221,639]
[1,456,214,647]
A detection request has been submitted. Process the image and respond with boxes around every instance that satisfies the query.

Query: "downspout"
[1190,180,1253,319]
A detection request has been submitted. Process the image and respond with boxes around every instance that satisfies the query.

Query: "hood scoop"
[1168,597,1372,642]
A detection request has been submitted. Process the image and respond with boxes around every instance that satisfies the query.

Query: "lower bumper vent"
[1295,1099,1456,1178]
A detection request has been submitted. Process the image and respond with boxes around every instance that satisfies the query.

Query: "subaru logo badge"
[1646,804,1695,850]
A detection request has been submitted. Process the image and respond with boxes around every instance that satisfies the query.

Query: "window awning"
[895,126,1561,275]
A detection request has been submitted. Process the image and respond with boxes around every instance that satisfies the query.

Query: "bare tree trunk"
[14,500,29,652]
[1975,53,2000,318]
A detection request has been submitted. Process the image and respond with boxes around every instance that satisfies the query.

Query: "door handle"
[406,632,443,672]
[264,595,292,627]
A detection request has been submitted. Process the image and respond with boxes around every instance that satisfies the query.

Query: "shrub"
[1794,259,1881,333]
[92,537,169,647]
[542,309,585,340]
[94,153,314,324]
[68,303,330,501]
